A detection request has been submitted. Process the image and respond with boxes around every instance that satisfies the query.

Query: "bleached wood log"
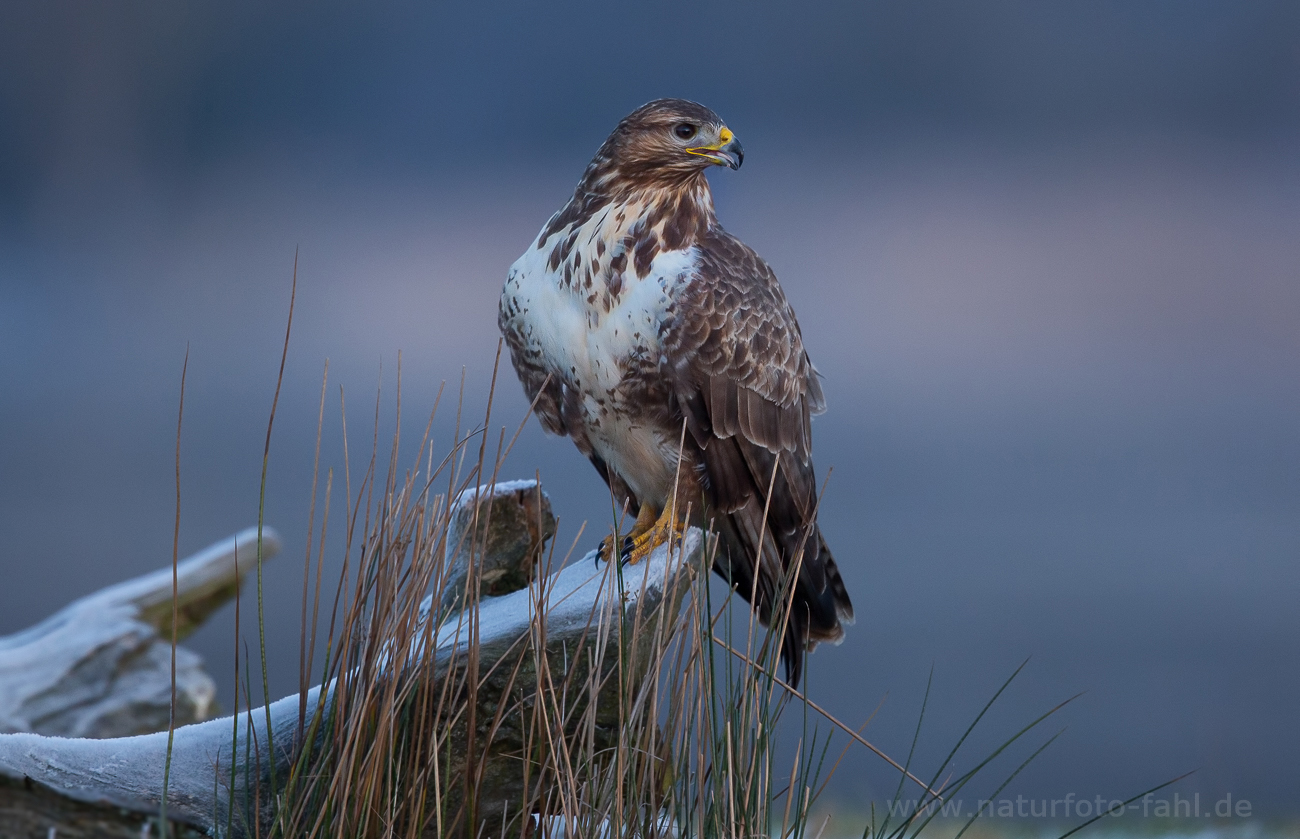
[0,483,701,838]
[0,527,281,739]
[437,478,557,613]
[0,528,280,837]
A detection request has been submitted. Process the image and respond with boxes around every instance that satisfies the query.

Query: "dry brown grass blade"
[160,345,188,837]
[710,634,944,804]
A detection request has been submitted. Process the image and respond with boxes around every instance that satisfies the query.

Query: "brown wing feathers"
[666,230,853,684]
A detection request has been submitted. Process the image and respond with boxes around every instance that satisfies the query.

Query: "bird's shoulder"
[664,226,820,410]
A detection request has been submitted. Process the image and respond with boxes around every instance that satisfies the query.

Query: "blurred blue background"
[1,0,1297,821]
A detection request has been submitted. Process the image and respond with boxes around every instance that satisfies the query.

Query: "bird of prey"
[499,99,852,682]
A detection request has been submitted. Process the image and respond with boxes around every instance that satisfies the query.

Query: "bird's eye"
[674,123,697,140]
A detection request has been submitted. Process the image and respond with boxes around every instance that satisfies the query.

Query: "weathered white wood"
[0,490,700,836]
[438,478,556,613]
[0,527,280,740]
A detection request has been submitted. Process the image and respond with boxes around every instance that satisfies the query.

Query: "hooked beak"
[687,126,744,170]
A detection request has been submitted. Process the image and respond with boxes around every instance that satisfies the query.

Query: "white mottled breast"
[501,204,698,503]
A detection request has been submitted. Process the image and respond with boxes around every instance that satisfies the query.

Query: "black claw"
[596,534,635,567]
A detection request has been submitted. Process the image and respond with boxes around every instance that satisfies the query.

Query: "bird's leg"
[599,502,658,565]
[621,501,687,566]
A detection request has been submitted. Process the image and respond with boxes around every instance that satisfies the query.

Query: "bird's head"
[592,99,743,189]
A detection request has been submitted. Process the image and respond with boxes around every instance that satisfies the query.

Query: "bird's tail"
[779,529,854,685]
[715,521,853,687]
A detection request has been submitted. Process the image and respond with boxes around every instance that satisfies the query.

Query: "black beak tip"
[728,141,744,170]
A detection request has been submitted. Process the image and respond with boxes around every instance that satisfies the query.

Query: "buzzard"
[499,99,852,682]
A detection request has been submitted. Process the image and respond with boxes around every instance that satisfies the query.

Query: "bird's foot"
[598,502,656,566]
[596,502,684,566]
[597,532,635,566]
[620,506,687,565]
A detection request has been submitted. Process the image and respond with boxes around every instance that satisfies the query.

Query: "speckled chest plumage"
[499,195,699,505]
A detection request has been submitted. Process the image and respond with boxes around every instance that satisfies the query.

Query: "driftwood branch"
[0,527,281,739]
[0,482,701,837]
[0,527,280,837]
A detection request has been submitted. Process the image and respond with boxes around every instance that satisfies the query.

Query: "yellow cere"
[687,126,735,158]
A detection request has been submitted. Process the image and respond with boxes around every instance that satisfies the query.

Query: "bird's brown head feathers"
[581,98,744,193]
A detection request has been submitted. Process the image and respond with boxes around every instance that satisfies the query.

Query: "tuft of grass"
[211,353,831,837]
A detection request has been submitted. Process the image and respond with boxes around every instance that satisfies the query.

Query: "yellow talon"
[598,502,684,565]
[622,504,686,565]
[599,502,655,564]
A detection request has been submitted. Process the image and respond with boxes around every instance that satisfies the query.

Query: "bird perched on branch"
[499,99,852,683]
